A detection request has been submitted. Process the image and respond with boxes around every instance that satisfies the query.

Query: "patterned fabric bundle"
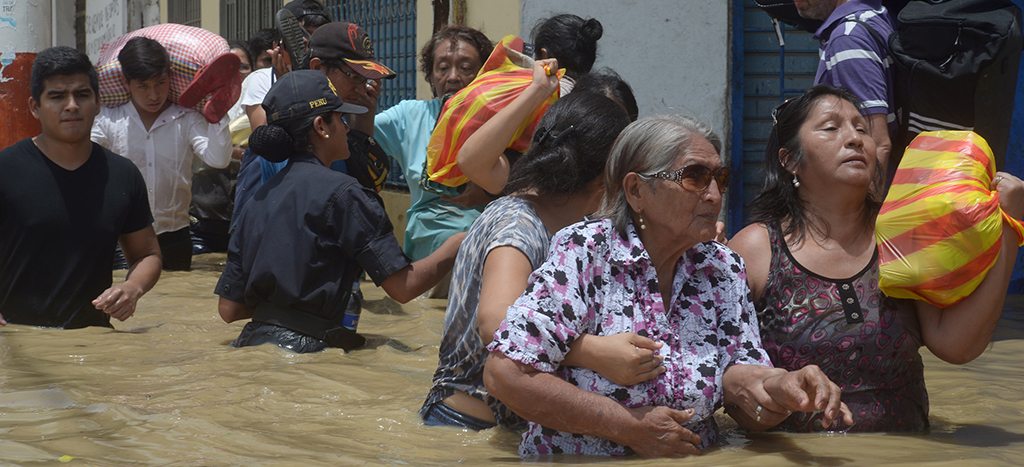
[876,130,1024,307]
[424,35,563,191]
[96,23,240,123]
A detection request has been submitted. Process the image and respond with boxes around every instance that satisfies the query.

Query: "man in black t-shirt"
[0,47,162,329]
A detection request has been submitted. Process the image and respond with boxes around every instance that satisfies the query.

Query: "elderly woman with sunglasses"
[730,85,1024,432]
[483,116,852,458]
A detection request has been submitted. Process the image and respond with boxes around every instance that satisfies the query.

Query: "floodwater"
[2,253,1024,466]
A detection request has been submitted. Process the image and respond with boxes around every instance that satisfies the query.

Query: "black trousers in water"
[158,227,193,271]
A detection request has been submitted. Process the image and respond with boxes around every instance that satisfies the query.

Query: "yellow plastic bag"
[423,35,563,192]
[876,131,1024,307]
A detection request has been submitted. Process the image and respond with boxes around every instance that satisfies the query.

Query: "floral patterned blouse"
[487,219,772,457]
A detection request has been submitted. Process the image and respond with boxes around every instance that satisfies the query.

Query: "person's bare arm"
[867,113,892,174]
[916,172,1024,364]
[245,104,267,130]
[727,223,771,301]
[484,352,702,458]
[218,297,253,323]
[380,232,466,303]
[93,226,162,321]
[456,59,559,195]
[476,246,534,345]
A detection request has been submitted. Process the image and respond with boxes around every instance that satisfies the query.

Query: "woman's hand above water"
[563,332,665,386]
[763,364,853,429]
[994,171,1024,220]
[725,364,852,431]
[621,405,702,458]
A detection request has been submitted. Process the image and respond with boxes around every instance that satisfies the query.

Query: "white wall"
[85,0,128,59]
[0,0,52,53]
[520,0,731,148]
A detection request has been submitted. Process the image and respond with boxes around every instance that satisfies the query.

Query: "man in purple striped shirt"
[798,0,897,173]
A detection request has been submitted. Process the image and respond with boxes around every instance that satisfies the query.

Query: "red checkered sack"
[96,23,240,122]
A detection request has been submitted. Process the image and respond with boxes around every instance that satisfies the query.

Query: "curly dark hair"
[418,25,493,83]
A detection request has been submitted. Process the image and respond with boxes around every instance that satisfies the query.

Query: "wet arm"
[380,232,466,303]
[476,246,534,345]
[484,352,702,457]
[917,224,1018,364]
[92,226,162,321]
[485,352,649,443]
[218,297,253,323]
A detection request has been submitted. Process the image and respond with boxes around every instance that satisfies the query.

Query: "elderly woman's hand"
[993,171,1024,220]
[763,365,854,429]
[564,333,665,386]
[621,406,702,458]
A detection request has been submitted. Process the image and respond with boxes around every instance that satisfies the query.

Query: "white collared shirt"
[91,102,231,234]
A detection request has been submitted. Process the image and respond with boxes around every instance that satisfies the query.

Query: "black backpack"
[886,0,1022,167]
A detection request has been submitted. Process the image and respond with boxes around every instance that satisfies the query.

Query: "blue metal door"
[324,0,417,187]
[729,0,820,234]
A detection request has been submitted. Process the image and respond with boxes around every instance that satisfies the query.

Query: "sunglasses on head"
[770,96,799,126]
[638,164,730,194]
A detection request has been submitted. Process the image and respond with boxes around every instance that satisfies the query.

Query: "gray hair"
[596,115,722,235]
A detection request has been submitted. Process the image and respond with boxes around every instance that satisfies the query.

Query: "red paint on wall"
[0,53,41,151]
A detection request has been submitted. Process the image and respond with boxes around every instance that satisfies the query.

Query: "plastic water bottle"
[341,284,362,331]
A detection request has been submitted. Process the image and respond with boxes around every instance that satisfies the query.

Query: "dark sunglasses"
[338,65,368,85]
[638,164,730,194]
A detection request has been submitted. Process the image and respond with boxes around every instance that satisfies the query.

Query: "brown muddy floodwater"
[2,253,1024,465]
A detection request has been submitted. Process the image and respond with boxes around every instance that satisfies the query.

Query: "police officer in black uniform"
[215,70,464,353]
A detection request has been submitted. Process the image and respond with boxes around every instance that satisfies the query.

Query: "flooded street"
[2,253,1024,465]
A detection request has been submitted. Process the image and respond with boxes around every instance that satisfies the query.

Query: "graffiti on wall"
[86,0,126,59]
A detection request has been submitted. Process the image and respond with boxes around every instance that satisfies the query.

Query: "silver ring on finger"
[754,404,763,422]
[995,176,1004,185]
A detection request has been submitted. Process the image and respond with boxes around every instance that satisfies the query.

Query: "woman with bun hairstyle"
[215,70,464,353]
[531,14,604,94]
[421,91,665,430]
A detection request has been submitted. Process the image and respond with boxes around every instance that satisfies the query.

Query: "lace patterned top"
[756,223,929,432]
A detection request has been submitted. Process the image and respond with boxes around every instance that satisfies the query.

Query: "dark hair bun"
[579,18,603,43]
[248,124,294,163]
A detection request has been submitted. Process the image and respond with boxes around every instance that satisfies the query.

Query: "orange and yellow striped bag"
[876,131,1024,307]
[423,35,563,192]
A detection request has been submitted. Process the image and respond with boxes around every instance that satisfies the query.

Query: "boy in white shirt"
[92,37,232,270]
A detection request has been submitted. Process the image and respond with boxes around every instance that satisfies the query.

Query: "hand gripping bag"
[96,23,241,123]
[423,35,564,193]
[876,130,1024,307]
